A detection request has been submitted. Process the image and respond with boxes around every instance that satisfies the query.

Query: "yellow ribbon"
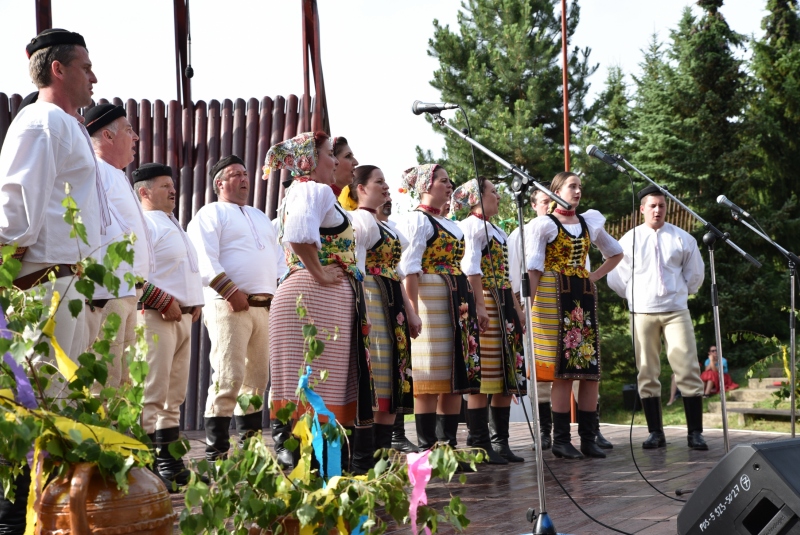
[41,290,79,384]
[337,185,359,211]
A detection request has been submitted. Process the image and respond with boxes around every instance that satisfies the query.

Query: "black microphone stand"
[430,113,568,535]
[727,212,798,437]
[618,157,761,454]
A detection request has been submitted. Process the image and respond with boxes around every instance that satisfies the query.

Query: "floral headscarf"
[399,164,440,196]
[265,132,317,178]
[450,178,481,213]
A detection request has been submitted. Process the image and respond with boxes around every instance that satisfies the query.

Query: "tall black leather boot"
[349,426,376,475]
[641,397,666,449]
[155,427,195,491]
[436,414,460,447]
[578,410,606,458]
[204,416,232,461]
[595,404,613,449]
[551,411,583,459]
[537,402,552,450]
[271,419,297,469]
[466,407,508,465]
[0,463,30,535]
[414,413,438,450]
[488,406,524,462]
[683,395,709,450]
[235,411,264,448]
[392,413,420,453]
[374,423,394,452]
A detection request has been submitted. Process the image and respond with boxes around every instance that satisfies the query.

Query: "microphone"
[717,195,751,218]
[412,100,460,115]
[586,145,626,173]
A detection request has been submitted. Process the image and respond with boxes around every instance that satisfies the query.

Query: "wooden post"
[561,0,570,171]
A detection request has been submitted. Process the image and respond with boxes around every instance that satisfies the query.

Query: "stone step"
[727,389,781,402]
[748,377,787,389]
[703,412,724,428]
[707,401,755,412]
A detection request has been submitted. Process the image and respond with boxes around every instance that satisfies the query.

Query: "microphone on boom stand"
[411,100,460,115]
[586,145,628,174]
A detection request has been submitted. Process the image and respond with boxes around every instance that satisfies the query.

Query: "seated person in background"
[700,346,738,396]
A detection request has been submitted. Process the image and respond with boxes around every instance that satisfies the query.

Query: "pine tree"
[631,3,783,365]
[418,0,599,187]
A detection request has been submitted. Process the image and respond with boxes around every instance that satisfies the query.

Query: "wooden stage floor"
[178,423,791,534]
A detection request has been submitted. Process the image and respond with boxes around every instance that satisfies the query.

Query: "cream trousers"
[139,309,194,433]
[204,300,270,417]
[632,309,703,398]
[85,296,138,389]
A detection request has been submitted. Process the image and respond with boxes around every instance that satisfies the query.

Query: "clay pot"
[36,463,175,535]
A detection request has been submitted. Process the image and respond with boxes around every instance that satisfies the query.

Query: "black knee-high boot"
[392,413,420,453]
[577,410,606,458]
[204,416,232,461]
[488,405,524,462]
[537,402,552,450]
[551,411,583,459]
[271,418,297,469]
[373,423,394,452]
[349,426,376,475]
[466,407,508,465]
[414,413,437,450]
[0,463,30,535]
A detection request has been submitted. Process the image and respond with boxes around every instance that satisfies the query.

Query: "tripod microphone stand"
[428,112,569,534]
[726,212,799,437]
[618,157,762,453]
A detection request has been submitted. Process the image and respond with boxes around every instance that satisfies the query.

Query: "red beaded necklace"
[295,177,312,183]
[554,208,576,217]
[470,211,490,221]
[417,204,441,215]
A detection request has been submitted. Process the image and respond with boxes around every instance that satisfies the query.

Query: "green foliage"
[418,0,599,188]
[180,299,478,534]
[0,186,151,499]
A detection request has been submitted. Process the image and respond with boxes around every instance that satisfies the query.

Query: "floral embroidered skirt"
[411,273,480,395]
[363,275,413,414]
[269,269,359,423]
[480,288,526,395]
[531,271,600,381]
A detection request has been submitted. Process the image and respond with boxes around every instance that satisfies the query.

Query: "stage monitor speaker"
[678,438,800,535]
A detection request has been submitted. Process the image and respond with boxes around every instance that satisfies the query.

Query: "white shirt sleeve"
[281,182,336,248]
[606,230,632,298]
[187,206,225,286]
[582,209,623,259]
[351,209,382,276]
[459,217,487,277]
[524,216,558,272]
[681,232,705,294]
[397,212,434,277]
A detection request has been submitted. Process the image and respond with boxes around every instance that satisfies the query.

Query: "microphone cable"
[459,120,634,533]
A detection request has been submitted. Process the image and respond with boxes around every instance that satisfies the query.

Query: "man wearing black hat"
[84,103,152,388]
[0,28,111,535]
[133,163,205,488]
[607,185,707,450]
[187,155,285,460]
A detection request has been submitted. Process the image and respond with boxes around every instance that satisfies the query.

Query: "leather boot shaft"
[414,413,438,450]
[204,416,232,461]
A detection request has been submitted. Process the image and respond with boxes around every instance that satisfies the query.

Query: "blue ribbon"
[350,515,368,535]
[298,366,342,479]
[0,312,37,409]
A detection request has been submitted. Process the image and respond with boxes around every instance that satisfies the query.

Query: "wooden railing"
[605,195,698,239]
[1,92,317,430]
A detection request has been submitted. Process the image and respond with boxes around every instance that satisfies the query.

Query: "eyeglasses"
[710,349,717,353]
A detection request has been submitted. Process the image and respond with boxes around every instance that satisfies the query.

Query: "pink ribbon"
[406,450,432,535]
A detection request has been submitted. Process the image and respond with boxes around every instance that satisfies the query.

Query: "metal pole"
[560,0,570,171]
[703,235,730,453]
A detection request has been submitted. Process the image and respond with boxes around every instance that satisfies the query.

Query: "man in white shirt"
[85,103,152,388]
[607,185,707,451]
[187,155,285,461]
[134,163,205,490]
[0,27,110,535]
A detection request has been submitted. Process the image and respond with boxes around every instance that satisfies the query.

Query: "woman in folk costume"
[339,165,422,453]
[525,171,623,459]
[265,131,376,475]
[453,177,527,464]
[395,164,481,451]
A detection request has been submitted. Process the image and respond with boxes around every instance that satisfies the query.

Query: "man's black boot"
[641,397,666,449]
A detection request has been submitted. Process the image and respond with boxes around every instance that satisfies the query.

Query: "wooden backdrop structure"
[0,92,317,429]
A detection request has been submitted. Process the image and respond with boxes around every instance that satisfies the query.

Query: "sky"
[0,0,767,211]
